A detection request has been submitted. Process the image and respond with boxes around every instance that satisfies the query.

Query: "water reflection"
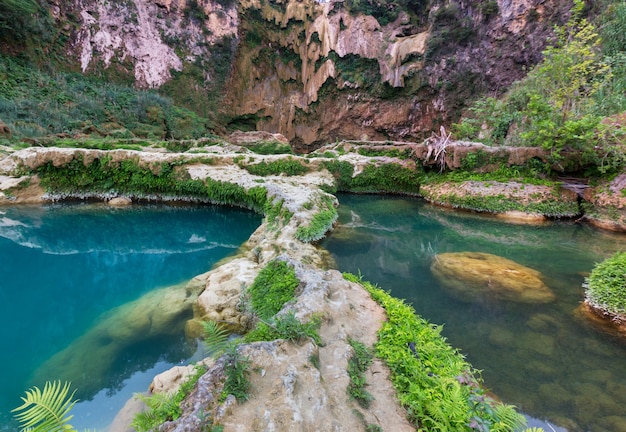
[321,194,626,431]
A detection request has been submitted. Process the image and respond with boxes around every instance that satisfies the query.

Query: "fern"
[12,380,77,432]
[202,320,230,357]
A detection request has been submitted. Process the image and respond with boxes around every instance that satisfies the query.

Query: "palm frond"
[12,380,77,432]
[202,320,230,357]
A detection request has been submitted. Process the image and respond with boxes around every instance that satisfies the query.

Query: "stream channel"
[0,203,261,430]
[320,194,626,432]
[1,196,626,431]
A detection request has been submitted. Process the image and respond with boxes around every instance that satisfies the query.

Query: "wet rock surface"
[431,251,556,303]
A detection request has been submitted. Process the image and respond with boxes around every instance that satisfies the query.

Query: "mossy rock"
[431,252,555,303]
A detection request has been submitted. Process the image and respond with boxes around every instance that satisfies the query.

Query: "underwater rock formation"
[431,251,556,303]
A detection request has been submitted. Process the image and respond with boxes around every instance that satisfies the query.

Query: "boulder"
[431,252,555,303]
[108,197,132,206]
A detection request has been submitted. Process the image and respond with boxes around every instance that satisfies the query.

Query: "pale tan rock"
[108,196,132,206]
[150,358,215,394]
[195,257,260,333]
[431,252,556,303]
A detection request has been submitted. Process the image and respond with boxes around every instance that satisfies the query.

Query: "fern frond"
[12,380,77,432]
[202,320,230,357]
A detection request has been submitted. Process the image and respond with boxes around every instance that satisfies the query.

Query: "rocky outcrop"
[43,0,569,148]
[431,252,556,303]
[575,303,626,339]
[224,0,569,149]
[582,173,626,232]
[56,0,238,88]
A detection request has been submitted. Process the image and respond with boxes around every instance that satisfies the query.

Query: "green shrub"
[585,251,626,316]
[247,260,299,320]
[132,365,208,431]
[344,273,526,431]
[0,56,210,141]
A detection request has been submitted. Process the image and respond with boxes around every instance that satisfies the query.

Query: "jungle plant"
[243,311,321,345]
[451,0,621,173]
[343,273,526,431]
[295,196,338,242]
[584,251,626,317]
[346,338,375,408]
[12,380,78,432]
[247,260,300,320]
[241,157,308,176]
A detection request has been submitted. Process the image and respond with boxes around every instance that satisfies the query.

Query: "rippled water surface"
[0,203,260,430]
[321,194,626,432]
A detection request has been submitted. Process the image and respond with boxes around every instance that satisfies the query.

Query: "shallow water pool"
[0,203,260,430]
[321,194,626,432]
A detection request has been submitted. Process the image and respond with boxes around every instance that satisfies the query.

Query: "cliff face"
[41,0,570,149]
[224,0,570,151]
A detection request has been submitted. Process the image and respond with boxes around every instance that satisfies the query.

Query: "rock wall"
[223,0,571,150]
[39,0,570,149]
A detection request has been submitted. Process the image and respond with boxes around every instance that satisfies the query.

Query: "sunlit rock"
[431,252,556,303]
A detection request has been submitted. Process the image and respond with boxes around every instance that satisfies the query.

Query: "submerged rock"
[574,303,626,338]
[431,252,556,303]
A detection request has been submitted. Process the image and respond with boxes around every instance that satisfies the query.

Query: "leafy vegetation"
[247,260,300,320]
[241,157,308,176]
[220,344,251,403]
[243,311,321,345]
[323,160,423,195]
[295,196,338,242]
[346,339,375,409]
[12,380,78,432]
[344,273,526,431]
[35,156,268,212]
[0,55,210,140]
[585,251,626,317]
[132,365,208,431]
[265,198,294,230]
[452,0,626,177]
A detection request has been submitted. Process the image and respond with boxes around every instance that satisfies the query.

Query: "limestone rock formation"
[431,251,556,303]
[41,0,568,148]
[583,173,626,232]
[191,257,261,334]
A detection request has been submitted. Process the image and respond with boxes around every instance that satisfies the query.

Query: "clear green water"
[321,194,626,432]
[0,203,260,430]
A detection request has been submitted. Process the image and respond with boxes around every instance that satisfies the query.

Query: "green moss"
[248,260,299,320]
[585,251,626,316]
[421,190,579,217]
[343,273,526,431]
